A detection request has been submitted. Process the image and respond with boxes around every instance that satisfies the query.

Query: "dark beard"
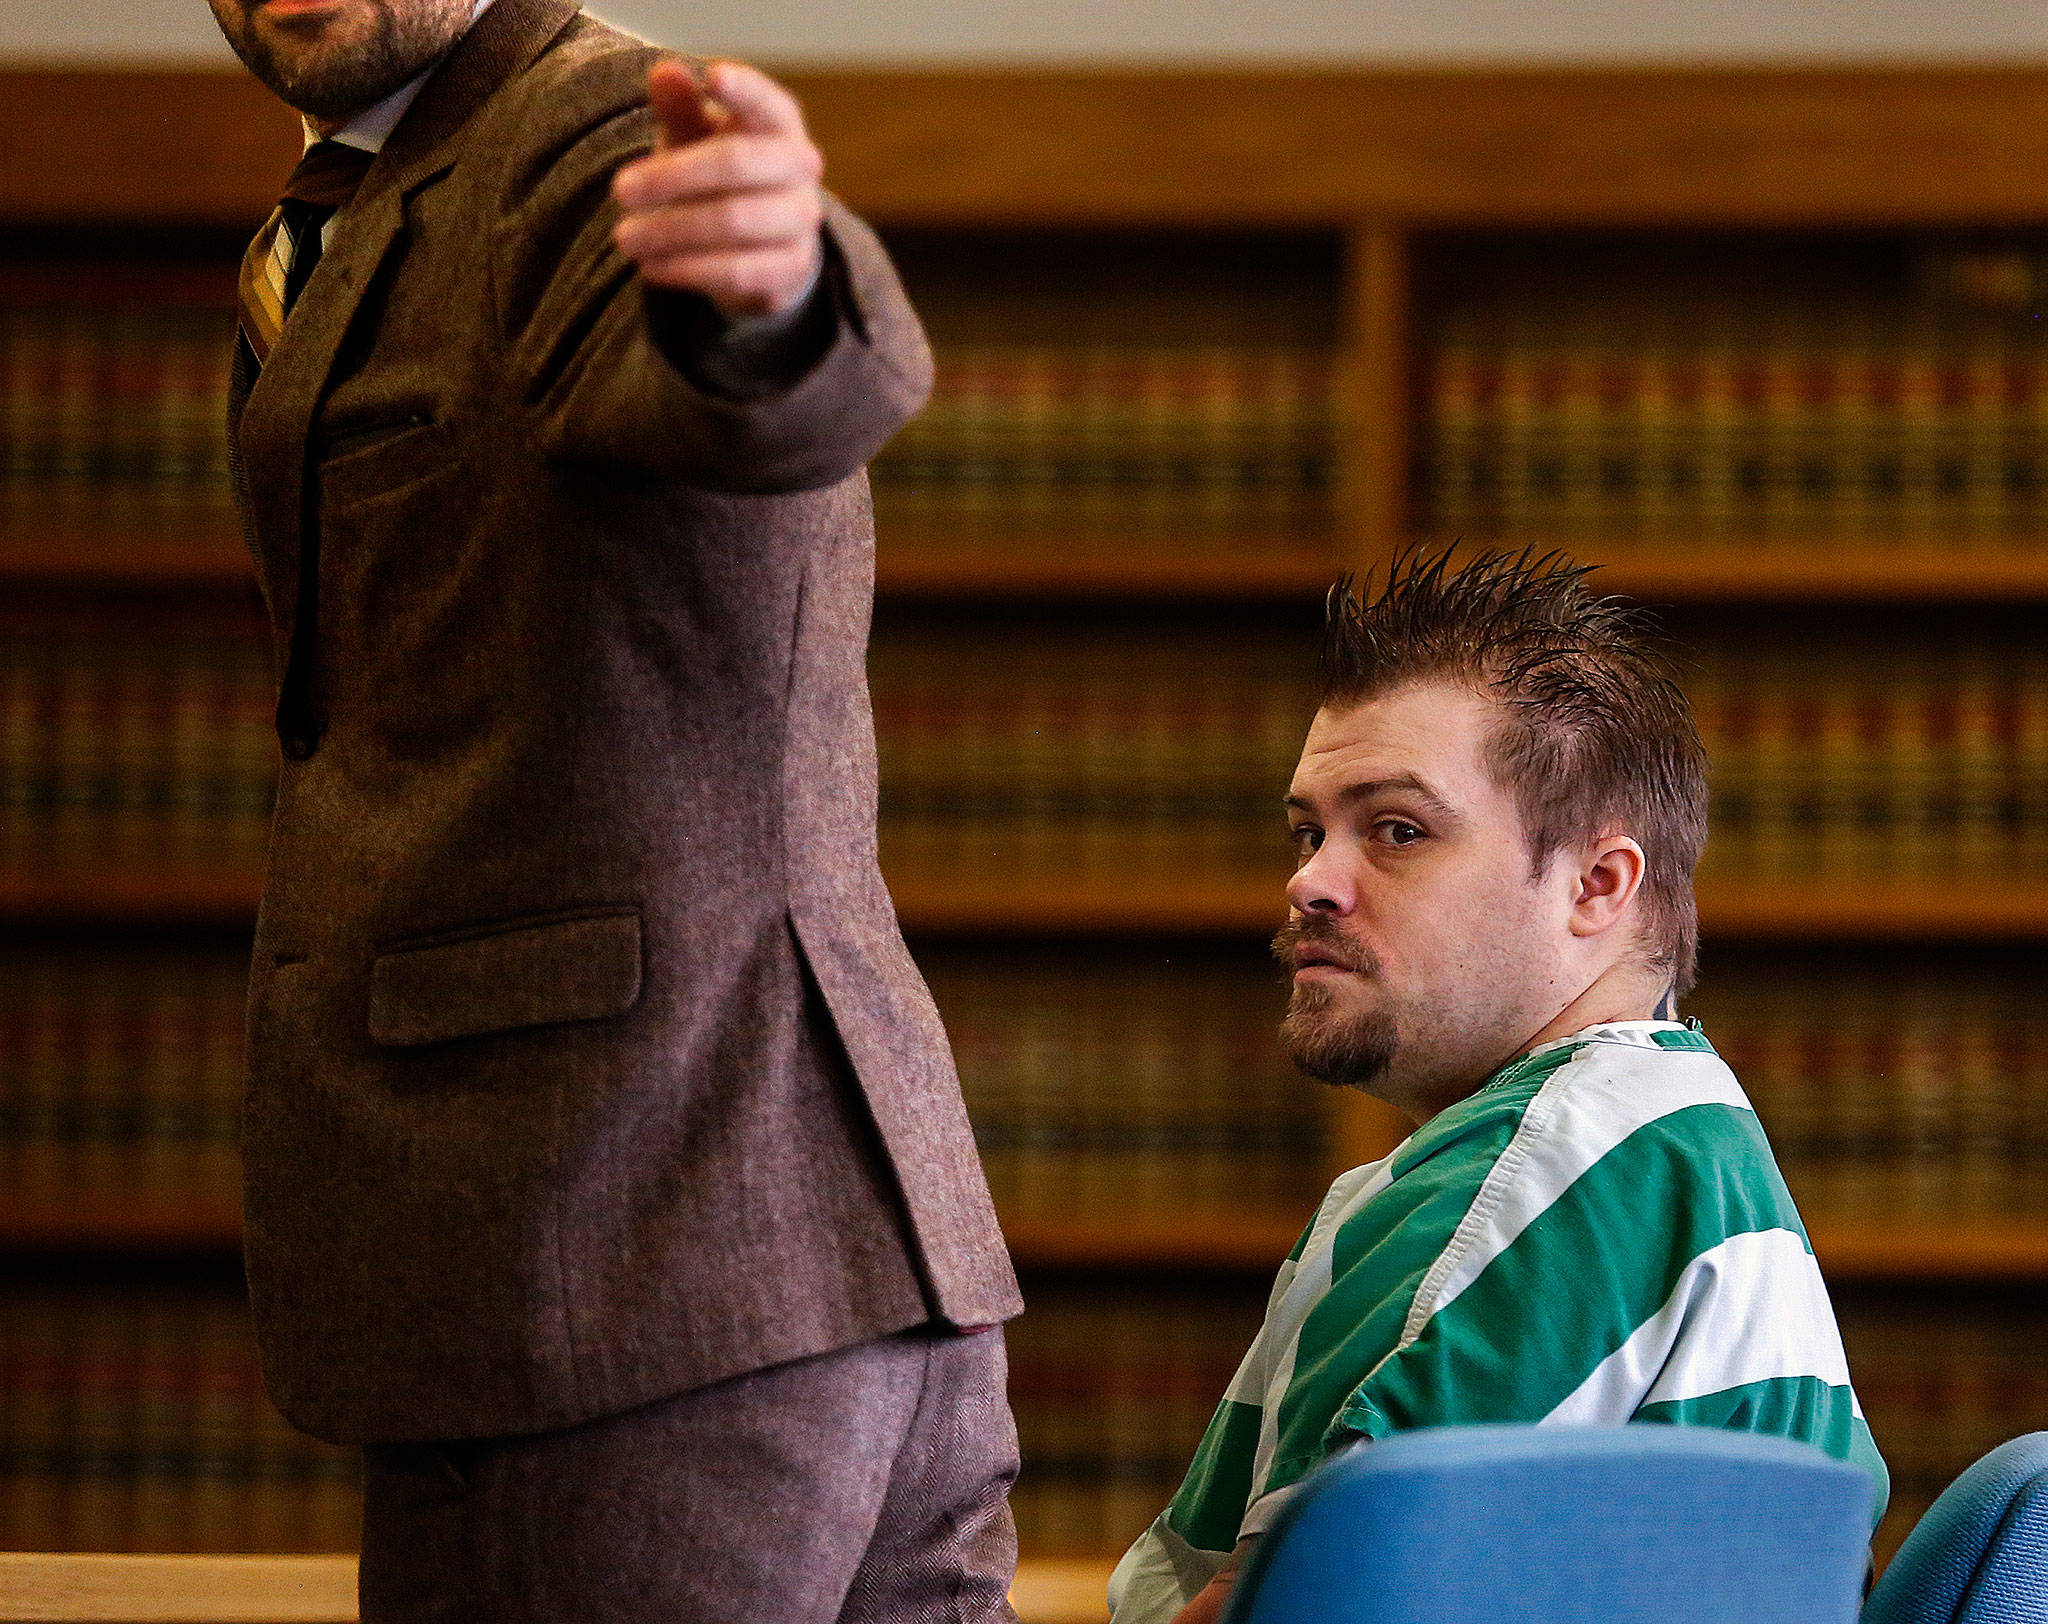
[1271,917,1397,1089]
[218,0,469,121]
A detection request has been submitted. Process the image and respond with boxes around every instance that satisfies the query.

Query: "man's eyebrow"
[1284,774,1462,821]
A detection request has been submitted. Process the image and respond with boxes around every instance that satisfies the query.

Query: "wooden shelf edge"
[6,521,2047,606]
[0,1206,242,1253]
[1812,1223,2048,1280]
[896,879,2048,938]
[28,67,2048,228]
[891,880,1284,936]
[9,531,2048,603]
[1002,1213,1305,1271]
[8,1207,2048,1283]
[0,872,264,928]
[1004,1215,2048,1280]
[876,549,1339,600]
[1695,884,2048,939]
[1434,540,2048,603]
[0,525,252,591]
[0,558,255,592]
[4,874,2046,938]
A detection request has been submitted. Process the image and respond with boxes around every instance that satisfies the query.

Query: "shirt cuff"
[645,230,839,403]
[718,251,825,346]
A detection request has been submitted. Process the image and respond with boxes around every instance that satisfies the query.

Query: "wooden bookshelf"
[8,65,2048,1565]
[17,67,2048,229]
[1000,1213,1307,1272]
[10,69,2048,607]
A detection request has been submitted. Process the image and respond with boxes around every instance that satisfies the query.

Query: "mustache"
[1270,917,1378,977]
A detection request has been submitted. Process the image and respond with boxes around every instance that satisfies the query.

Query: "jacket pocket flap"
[369,909,642,1048]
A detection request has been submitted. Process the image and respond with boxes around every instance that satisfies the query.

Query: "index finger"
[703,59,808,139]
[647,56,723,150]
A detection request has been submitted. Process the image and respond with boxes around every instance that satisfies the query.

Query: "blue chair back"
[1221,1424,1873,1624]
[1863,1432,2048,1624]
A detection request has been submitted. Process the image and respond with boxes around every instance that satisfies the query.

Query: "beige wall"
[8,0,2048,66]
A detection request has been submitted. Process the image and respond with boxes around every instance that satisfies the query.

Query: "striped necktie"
[236,140,377,368]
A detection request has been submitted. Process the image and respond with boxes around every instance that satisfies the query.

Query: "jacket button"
[281,732,317,761]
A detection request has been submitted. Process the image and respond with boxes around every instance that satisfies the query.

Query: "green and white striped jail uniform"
[1107,1020,1888,1624]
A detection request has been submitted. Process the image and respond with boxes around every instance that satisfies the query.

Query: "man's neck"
[1391,961,1670,1127]
[1519,961,1669,1056]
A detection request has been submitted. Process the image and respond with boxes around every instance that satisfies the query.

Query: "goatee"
[212,0,472,121]
[1271,917,1397,1089]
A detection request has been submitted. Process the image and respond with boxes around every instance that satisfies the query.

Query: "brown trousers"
[357,1325,1020,1624]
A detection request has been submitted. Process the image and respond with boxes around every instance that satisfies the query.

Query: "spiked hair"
[1319,548,1709,994]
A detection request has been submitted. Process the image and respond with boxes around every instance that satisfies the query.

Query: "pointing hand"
[611,58,826,322]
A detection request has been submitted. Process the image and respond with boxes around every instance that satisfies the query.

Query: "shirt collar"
[304,0,498,154]
[1486,1019,1707,1094]
[1521,1019,1694,1060]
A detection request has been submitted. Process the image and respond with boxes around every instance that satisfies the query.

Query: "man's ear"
[1568,833,1646,938]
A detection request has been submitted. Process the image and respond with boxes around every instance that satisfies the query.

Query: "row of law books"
[1418,287,2048,543]
[872,617,2048,885]
[0,1263,1265,1563]
[0,1265,2032,1564]
[33,239,2048,563]
[1838,1287,2048,1560]
[0,606,275,873]
[0,298,237,532]
[1687,635,2048,882]
[7,610,2048,889]
[870,344,1340,539]
[0,943,246,1229]
[870,620,1314,883]
[1004,1280,1269,1558]
[925,947,1327,1219]
[0,286,1339,550]
[957,945,2048,1229]
[4,933,2047,1234]
[0,1267,360,1554]
[1691,958,2048,1223]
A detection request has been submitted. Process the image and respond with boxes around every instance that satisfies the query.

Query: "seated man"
[1109,550,1887,1624]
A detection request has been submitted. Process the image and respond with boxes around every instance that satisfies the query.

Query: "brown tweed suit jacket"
[228,0,1021,1445]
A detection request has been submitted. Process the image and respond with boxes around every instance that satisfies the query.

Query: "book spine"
[0,1279,359,1553]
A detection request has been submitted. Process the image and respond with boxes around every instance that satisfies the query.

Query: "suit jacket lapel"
[234,0,583,616]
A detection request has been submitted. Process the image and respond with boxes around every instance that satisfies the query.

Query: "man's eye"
[1289,825,1323,859]
[1377,819,1425,847]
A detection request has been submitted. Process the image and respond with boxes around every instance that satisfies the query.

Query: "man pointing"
[208,0,1023,1618]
